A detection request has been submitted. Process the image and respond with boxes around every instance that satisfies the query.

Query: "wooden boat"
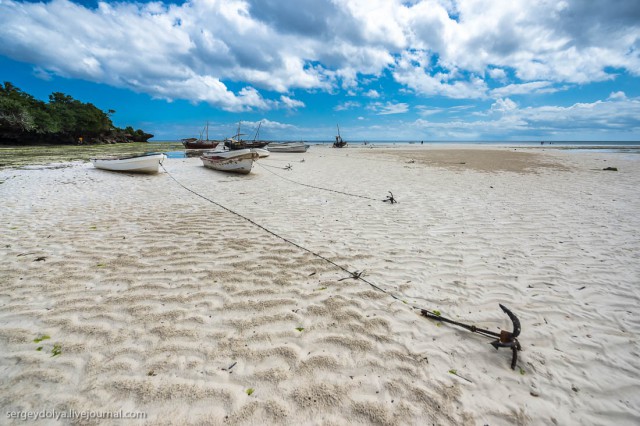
[201,149,259,174]
[224,121,270,150]
[183,139,220,149]
[333,124,347,148]
[182,122,221,149]
[91,152,166,174]
[267,142,309,153]
[224,137,269,150]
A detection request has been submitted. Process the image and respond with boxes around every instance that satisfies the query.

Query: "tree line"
[0,82,153,145]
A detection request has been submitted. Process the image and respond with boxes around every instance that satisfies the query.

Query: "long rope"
[160,163,430,315]
[258,162,292,170]
[255,161,382,202]
[160,162,526,371]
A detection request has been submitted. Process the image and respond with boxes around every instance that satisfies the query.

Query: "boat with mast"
[224,121,270,150]
[181,122,221,149]
[333,124,347,148]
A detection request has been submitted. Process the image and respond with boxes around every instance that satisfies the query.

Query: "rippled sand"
[1,145,639,425]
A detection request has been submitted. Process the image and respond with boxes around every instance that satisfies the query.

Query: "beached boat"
[91,152,167,174]
[267,142,309,153]
[182,122,221,149]
[333,124,347,148]
[224,137,270,150]
[224,121,270,150]
[253,148,270,158]
[183,139,220,149]
[201,149,259,174]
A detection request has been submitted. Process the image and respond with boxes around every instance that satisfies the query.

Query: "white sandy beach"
[1,145,639,425]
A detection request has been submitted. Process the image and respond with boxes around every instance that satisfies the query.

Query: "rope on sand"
[160,163,522,369]
[258,162,292,171]
[255,161,391,203]
[161,163,410,306]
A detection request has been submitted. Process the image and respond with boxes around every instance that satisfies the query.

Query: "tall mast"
[253,121,262,141]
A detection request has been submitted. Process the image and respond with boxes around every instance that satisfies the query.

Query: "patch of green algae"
[0,142,183,169]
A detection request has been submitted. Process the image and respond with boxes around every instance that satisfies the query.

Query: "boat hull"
[267,143,309,153]
[183,140,220,149]
[91,153,166,174]
[253,148,270,158]
[224,140,270,150]
[201,149,258,174]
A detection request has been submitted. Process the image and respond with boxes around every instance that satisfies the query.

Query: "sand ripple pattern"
[1,146,639,425]
[1,158,464,425]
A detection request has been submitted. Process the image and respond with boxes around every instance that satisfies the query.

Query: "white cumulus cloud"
[0,0,639,112]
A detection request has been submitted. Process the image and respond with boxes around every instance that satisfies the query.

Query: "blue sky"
[1,0,640,141]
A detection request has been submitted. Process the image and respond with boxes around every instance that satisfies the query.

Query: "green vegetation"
[0,82,153,145]
[33,334,51,343]
[0,141,182,169]
[51,343,62,357]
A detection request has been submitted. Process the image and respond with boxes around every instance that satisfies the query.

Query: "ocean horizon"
[161,140,640,160]
[153,140,640,146]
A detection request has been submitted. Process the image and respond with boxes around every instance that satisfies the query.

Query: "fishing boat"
[90,152,167,174]
[183,139,220,149]
[182,122,221,149]
[224,121,270,150]
[253,148,270,158]
[267,142,309,153]
[333,124,347,148]
[201,149,259,174]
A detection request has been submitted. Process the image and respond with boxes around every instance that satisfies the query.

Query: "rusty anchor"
[421,304,522,370]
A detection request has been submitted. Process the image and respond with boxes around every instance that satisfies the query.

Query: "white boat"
[253,148,270,158]
[201,149,259,174]
[267,142,309,153]
[90,152,166,173]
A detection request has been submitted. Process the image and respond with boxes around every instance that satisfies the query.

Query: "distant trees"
[0,82,153,144]
[122,126,154,143]
[0,82,41,133]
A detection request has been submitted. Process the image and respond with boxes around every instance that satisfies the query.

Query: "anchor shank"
[421,310,501,338]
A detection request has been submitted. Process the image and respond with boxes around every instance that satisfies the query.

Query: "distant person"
[421,141,423,144]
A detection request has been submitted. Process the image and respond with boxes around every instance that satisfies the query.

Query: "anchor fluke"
[489,304,522,369]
